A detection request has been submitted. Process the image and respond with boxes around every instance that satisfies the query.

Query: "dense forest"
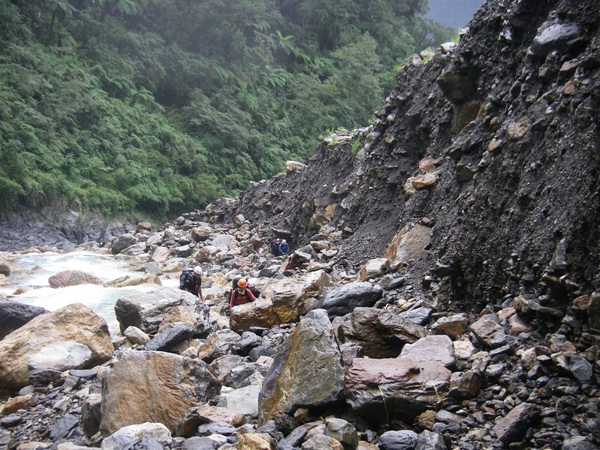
[0,0,455,220]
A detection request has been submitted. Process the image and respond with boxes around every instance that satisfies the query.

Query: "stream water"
[0,250,178,337]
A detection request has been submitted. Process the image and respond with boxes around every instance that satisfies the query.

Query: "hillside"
[217,0,600,314]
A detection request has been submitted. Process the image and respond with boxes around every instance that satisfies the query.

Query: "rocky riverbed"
[1,204,599,450]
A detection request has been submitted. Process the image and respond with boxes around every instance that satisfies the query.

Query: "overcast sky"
[424,0,485,29]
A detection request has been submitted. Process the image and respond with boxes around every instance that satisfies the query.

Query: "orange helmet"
[237,279,247,288]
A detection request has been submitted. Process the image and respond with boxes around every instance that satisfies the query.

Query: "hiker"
[229,278,256,309]
[270,237,282,256]
[180,266,203,301]
[278,239,290,255]
[231,275,245,291]
[247,279,261,298]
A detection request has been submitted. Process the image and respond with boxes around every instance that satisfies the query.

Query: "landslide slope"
[222,0,600,311]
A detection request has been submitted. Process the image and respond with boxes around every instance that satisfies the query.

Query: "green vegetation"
[0,0,455,219]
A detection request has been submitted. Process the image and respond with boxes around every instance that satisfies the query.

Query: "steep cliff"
[220,0,600,313]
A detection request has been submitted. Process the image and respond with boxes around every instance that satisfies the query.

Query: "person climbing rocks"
[229,278,256,309]
[247,279,261,298]
[180,266,203,301]
[270,237,282,256]
[278,239,290,255]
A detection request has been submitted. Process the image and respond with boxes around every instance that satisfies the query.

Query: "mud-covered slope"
[221,0,600,311]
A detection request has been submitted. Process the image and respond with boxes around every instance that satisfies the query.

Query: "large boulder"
[229,270,330,332]
[333,307,428,358]
[114,286,212,335]
[99,349,221,437]
[0,303,114,390]
[258,309,344,425]
[344,356,451,425]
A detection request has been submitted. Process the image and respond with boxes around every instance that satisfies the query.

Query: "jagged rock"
[448,370,483,399]
[197,329,242,362]
[383,223,431,268]
[318,282,383,318]
[48,270,103,288]
[492,403,541,444]
[49,413,79,440]
[286,161,307,173]
[217,383,261,417]
[0,303,113,390]
[334,307,427,358]
[469,314,508,349]
[0,300,47,339]
[99,350,220,436]
[302,434,343,450]
[324,418,358,449]
[258,309,344,425]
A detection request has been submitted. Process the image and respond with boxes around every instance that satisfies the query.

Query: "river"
[0,250,179,337]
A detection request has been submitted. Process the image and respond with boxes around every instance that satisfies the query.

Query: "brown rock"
[0,303,114,390]
[48,270,103,288]
[100,350,220,436]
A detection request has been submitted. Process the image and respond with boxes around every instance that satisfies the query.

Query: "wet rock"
[48,270,103,288]
[110,233,138,255]
[344,357,451,424]
[0,300,47,339]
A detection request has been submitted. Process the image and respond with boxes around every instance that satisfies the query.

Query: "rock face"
[220,0,600,320]
[0,303,113,390]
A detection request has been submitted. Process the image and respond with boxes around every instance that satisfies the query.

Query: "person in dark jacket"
[247,279,261,298]
[182,266,203,301]
[278,239,290,255]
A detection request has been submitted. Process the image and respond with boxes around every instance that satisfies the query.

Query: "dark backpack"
[179,268,195,290]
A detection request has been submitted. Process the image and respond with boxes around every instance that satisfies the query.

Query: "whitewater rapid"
[0,250,179,337]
